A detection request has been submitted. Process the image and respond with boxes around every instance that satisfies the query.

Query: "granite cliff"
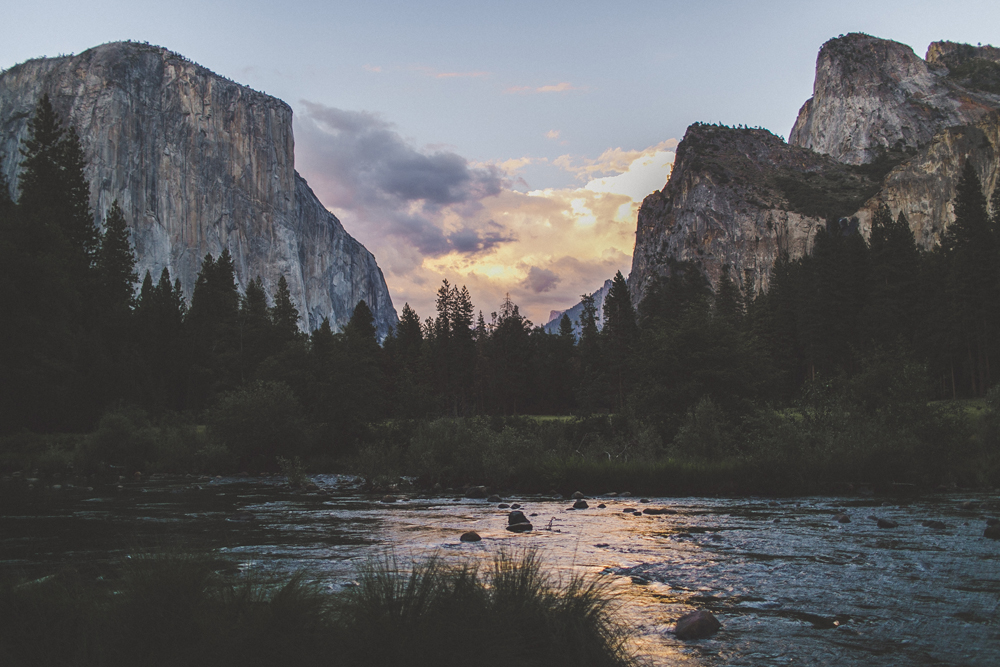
[629,33,1000,306]
[0,42,397,336]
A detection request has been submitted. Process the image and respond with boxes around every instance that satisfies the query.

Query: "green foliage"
[75,406,210,475]
[208,380,308,471]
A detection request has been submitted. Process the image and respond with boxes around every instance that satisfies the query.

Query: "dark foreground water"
[1,475,998,666]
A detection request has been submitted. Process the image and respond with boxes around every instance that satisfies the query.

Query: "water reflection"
[1,475,998,666]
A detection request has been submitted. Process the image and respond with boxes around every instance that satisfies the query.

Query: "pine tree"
[96,200,138,316]
[1,95,102,430]
[271,275,301,343]
[603,271,637,411]
[863,204,921,348]
[558,312,575,342]
[940,162,998,394]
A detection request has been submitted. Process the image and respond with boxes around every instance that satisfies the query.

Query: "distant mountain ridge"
[0,41,398,336]
[542,279,613,337]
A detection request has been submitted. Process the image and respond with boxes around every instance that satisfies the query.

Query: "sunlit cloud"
[554,139,678,181]
[363,64,383,73]
[504,82,583,94]
[545,129,560,139]
[293,101,675,325]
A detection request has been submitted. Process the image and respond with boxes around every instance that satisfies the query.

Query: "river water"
[1,475,998,666]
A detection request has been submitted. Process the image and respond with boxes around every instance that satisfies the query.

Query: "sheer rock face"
[630,34,1000,307]
[854,113,1000,250]
[629,125,865,306]
[789,33,1000,165]
[0,42,397,335]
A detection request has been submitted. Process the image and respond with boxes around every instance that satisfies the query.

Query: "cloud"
[295,101,508,262]
[363,64,382,73]
[545,130,560,140]
[554,139,679,181]
[293,101,676,325]
[505,82,583,94]
[523,266,560,293]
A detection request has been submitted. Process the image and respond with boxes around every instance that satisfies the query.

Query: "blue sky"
[3,1,998,321]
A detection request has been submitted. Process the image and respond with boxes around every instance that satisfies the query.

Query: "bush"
[208,381,308,471]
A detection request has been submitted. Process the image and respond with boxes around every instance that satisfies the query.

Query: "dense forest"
[2,97,1000,491]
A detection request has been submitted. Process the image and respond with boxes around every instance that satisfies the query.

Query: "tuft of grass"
[335,549,639,667]
[1,550,639,667]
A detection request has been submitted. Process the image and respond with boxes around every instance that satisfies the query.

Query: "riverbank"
[0,549,638,667]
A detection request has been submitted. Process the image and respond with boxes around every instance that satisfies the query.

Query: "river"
[1,475,998,666]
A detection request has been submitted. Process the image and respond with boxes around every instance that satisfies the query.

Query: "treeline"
[3,96,1000,485]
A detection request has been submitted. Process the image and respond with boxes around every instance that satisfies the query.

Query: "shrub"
[208,381,308,471]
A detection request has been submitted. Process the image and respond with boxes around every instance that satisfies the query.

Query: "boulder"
[597,503,607,509]
[675,610,721,640]
[498,503,510,509]
[572,491,585,499]
[381,495,397,503]
[961,501,979,510]
[510,503,521,510]
[833,513,851,523]
[508,510,528,525]
[986,517,999,526]
[506,522,533,533]
[877,518,899,529]
[573,500,589,510]
[639,498,650,503]
[985,525,1000,540]
[460,531,482,542]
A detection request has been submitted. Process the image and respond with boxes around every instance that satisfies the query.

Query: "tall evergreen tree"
[271,276,301,344]
[603,271,637,411]
[96,200,138,317]
[940,162,998,394]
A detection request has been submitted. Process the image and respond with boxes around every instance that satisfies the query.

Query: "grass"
[0,550,639,667]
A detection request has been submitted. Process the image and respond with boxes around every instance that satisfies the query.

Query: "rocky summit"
[629,33,1000,304]
[0,42,397,336]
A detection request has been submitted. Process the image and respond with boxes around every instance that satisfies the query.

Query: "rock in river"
[460,531,482,542]
[573,500,589,510]
[877,518,899,529]
[675,610,721,640]
[985,525,1000,540]
[507,509,533,533]
[834,513,851,523]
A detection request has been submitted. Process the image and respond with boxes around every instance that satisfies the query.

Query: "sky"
[3,1,999,324]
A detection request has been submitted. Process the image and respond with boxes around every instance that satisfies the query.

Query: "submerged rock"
[675,610,721,640]
[507,522,533,533]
